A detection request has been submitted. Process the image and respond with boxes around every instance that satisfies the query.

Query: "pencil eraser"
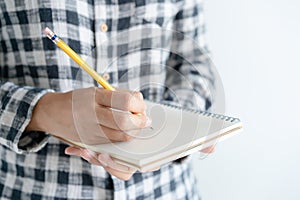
[43,27,53,36]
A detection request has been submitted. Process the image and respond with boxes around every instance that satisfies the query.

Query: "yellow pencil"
[43,27,115,91]
[43,27,149,124]
[44,27,152,122]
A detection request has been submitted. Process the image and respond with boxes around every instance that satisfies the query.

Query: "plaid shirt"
[0,0,213,199]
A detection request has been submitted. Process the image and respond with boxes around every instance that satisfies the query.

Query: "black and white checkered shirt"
[0,0,214,199]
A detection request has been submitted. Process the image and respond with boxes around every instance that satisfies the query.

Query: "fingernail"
[98,154,108,167]
[65,148,78,156]
[145,117,152,127]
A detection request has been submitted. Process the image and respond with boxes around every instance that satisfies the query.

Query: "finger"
[73,123,137,145]
[65,146,81,156]
[66,147,135,180]
[80,149,105,165]
[97,125,141,142]
[200,146,215,153]
[95,88,146,113]
[98,153,136,173]
[116,88,144,100]
[96,106,151,130]
[74,128,122,145]
[65,147,103,166]
[104,167,135,181]
[144,166,160,173]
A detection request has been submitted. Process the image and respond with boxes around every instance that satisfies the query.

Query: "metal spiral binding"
[155,101,240,123]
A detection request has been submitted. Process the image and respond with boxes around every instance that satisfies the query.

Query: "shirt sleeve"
[164,0,215,112]
[0,81,53,154]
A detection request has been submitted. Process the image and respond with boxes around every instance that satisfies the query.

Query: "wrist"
[26,92,70,133]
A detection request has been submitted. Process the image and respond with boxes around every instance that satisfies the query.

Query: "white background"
[192,0,300,199]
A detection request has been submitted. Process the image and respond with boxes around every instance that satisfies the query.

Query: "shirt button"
[100,23,108,32]
[103,73,110,81]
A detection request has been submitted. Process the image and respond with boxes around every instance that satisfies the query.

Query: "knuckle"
[102,132,113,142]
[81,149,93,163]
[138,115,148,128]
[88,87,97,96]
[133,91,143,100]
[90,86,98,91]
[122,174,133,181]
[122,134,133,142]
[140,101,147,112]
[96,87,111,103]
[81,152,92,163]
[123,94,133,110]
[114,172,134,181]
[95,87,104,93]
[117,117,129,130]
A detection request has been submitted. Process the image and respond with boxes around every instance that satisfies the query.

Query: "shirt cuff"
[0,82,54,154]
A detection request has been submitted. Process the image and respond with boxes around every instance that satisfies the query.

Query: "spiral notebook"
[64,101,243,172]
